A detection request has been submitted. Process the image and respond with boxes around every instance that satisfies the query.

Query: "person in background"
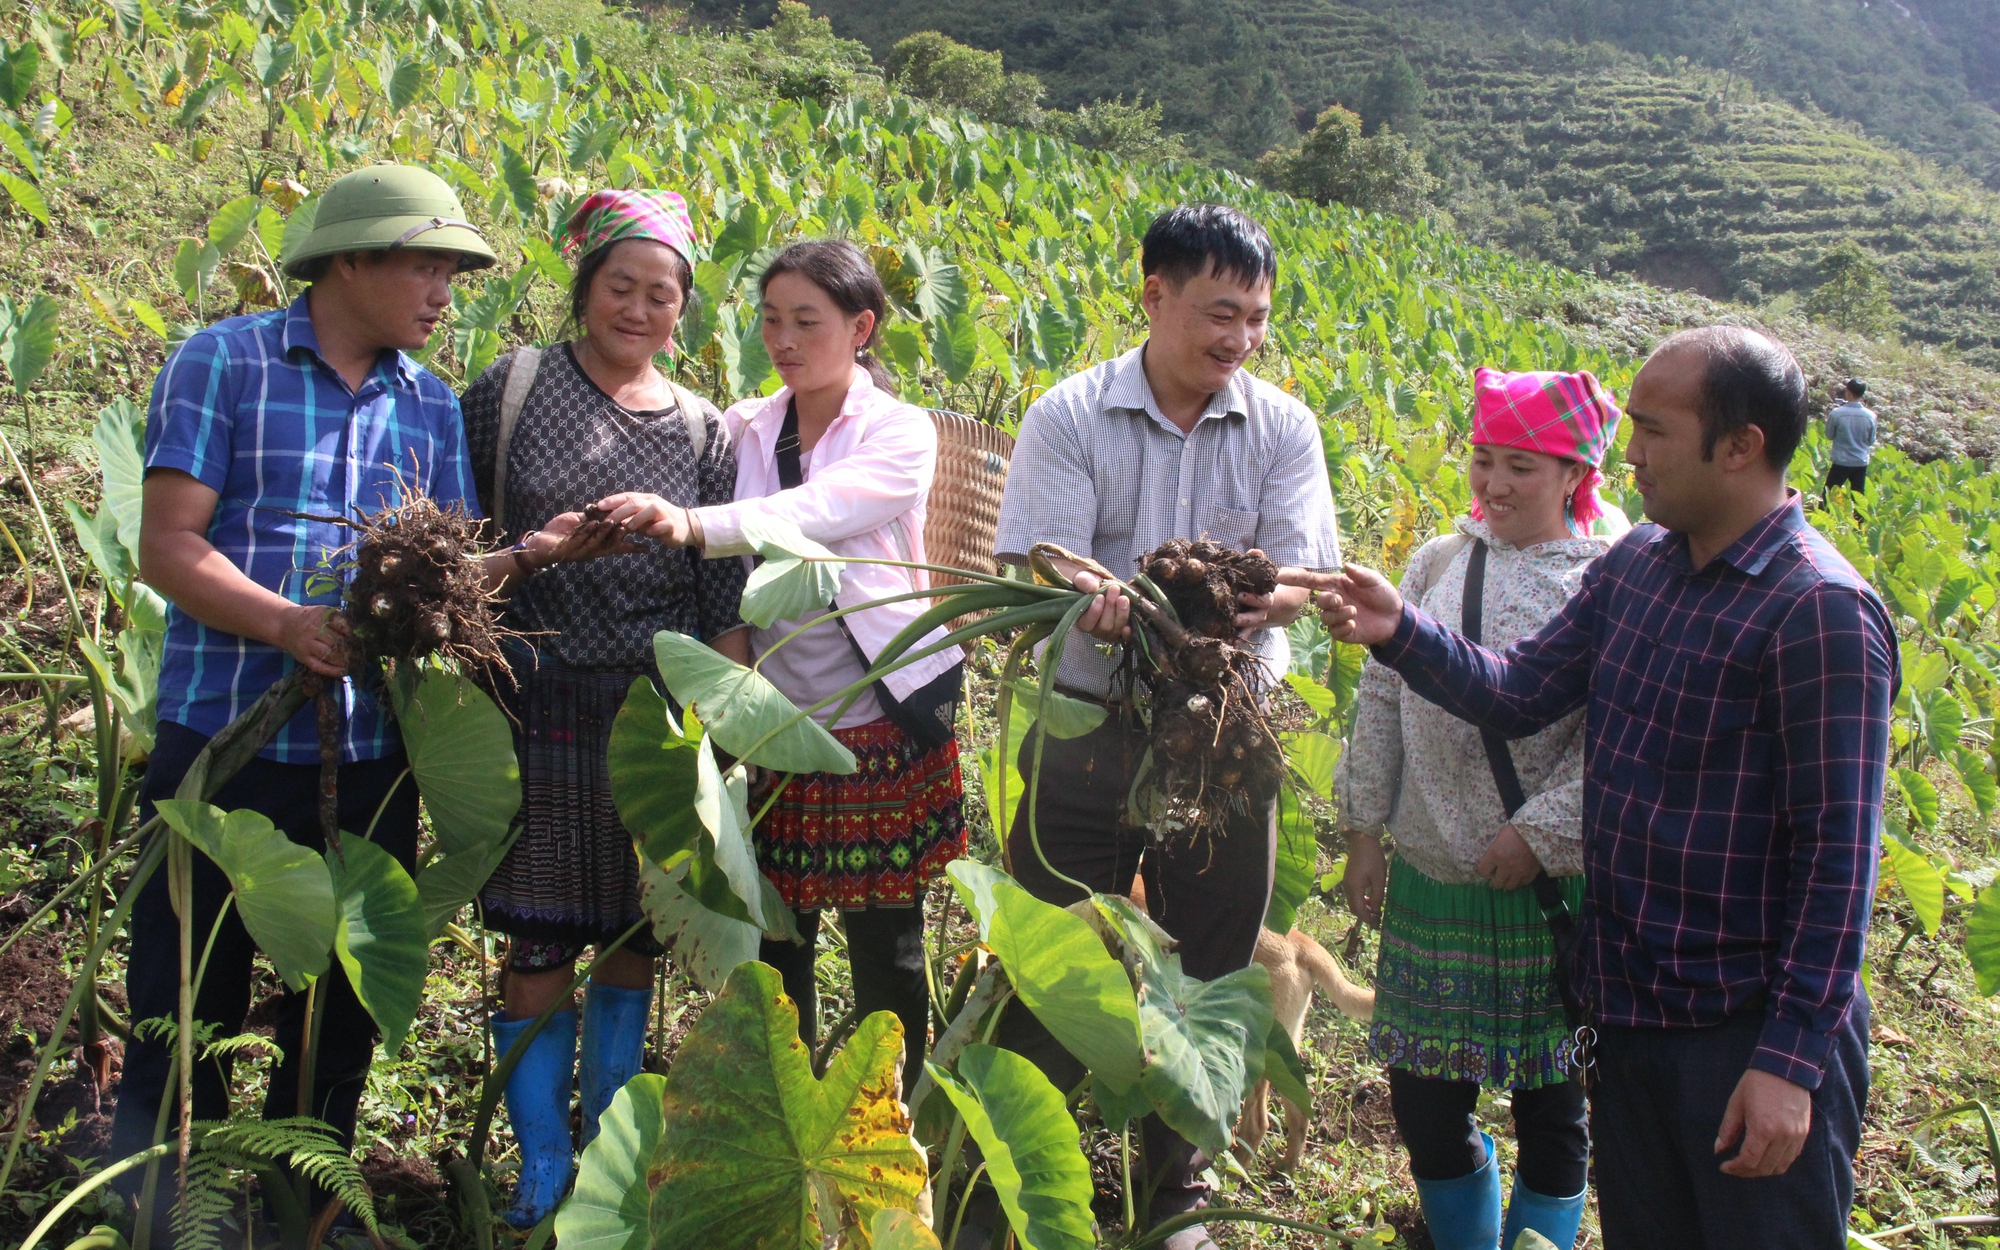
[1338,368,1623,1250]
[1298,327,1895,1249]
[597,238,966,1098]
[462,189,749,1227]
[118,166,616,1239]
[1825,377,1878,494]
[984,203,1341,1250]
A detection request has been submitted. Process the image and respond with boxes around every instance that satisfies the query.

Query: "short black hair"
[567,239,694,337]
[1845,377,1867,398]
[1140,204,1277,292]
[1658,327,1809,470]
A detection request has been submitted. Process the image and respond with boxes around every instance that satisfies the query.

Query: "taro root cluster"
[341,491,511,674]
[1131,539,1285,840]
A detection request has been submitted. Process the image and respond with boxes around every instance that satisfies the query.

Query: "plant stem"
[16,1142,175,1250]
[945,1160,989,1250]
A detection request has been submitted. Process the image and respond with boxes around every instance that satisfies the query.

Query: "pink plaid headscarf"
[562,188,697,267]
[1469,366,1623,533]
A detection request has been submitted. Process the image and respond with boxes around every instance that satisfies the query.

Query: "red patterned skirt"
[752,717,967,910]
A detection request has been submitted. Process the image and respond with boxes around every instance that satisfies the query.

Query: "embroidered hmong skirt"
[1366,857,1583,1090]
[476,657,664,968]
[752,718,967,911]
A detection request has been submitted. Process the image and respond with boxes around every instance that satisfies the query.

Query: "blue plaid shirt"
[144,296,480,764]
[1375,493,1898,1089]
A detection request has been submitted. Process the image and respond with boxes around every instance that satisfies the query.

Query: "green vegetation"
[0,0,1995,1246]
[1258,105,1437,220]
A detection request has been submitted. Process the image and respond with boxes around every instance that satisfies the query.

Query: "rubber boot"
[579,980,653,1146]
[1413,1132,1503,1250]
[491,1009,577,1229]
[1499,1174,1587,1250]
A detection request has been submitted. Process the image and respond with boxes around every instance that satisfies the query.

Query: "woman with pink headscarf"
[1333,367,1626,1250]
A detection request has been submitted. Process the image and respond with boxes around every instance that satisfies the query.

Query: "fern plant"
[172,1117,383,1250]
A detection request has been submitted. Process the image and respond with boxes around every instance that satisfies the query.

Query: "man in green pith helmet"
[112,164,614,1240]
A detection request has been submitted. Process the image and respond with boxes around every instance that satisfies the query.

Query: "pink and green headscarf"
[562,188,697,267]
[1469,366,1623,533]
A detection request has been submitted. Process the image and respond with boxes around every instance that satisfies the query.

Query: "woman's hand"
[1476,824,1544,891]
[522,512,636,569]
[595,491,700,547]
[1344,831,1388,926]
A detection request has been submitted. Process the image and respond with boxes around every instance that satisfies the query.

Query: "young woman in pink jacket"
[598,240,966,1090]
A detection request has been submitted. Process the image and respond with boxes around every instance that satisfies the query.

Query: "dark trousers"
[110,721,420,1196]
[996,716,1276,1218]
[760,903,931,1094]
[1826,464,1867,494]
[1388,1068,1590,1196]
[1592,997,1869,1249]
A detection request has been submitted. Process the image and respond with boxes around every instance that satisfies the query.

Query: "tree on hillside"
[886,30,1044,126]
[1044,97,1189,163]
[1259,104,1438,219]
[750,0,880,104]
[1805,239,1896,336]
[1360,55,1426,137]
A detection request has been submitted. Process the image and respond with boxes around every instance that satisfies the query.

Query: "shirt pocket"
[1202,505,1260,552]
[1659,651,1761,773]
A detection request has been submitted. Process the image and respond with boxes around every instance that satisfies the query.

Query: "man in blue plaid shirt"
[1297,327,1897,1249]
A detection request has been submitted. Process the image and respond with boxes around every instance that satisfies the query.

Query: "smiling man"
[986,203,1340,1249]
[1293,327,1897,1249]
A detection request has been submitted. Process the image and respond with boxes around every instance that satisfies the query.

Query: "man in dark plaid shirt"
[1296,327,1897,1248]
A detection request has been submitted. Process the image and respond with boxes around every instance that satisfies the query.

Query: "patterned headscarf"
[562,188,697,267]
[1469,366,1623,533]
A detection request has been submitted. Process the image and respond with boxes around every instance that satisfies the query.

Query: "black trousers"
[1387,1068,1590,1196]
[110,721,420,1194]
[1592,998,1869,1249]
[996,715,1276,1218]
[760,903,931,1094]
[1826,464,1867,494]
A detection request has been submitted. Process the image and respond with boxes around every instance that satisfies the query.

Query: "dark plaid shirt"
[1375,493,1897,1089]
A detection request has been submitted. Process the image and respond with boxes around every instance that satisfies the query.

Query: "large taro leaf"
[927,1045,1094,1250]
[1264,1019,1312,1114]
[651,631,855,775]
[636,856,761,992]
[946,861,1145,1111]
[736,513,846,629]
[554,1073,666,1250]
[608,678,704,869]
[92,398,147,563]
[649,962,927,1248]
[869,1209,942,1249]
[329,837,428,1055]
[156,799,334,991]
[1265,784,1317,934]
[390,668,523,937]
[1004,680,1107,740]
[1967,883,2000,997]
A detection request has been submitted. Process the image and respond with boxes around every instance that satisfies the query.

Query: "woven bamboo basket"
[924,411,1015,627]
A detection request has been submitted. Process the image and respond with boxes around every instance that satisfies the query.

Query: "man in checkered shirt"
[1302,327,1897,1248]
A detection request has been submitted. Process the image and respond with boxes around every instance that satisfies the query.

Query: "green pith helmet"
[280,164,498,280]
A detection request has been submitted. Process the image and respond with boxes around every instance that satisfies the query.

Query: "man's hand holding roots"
[1279,563,1406,646]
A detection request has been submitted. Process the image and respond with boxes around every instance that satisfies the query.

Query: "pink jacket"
[693,372,959,703]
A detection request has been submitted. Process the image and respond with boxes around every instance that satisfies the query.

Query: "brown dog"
[1123,879,1373,1173]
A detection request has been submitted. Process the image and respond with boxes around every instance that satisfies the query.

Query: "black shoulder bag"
[772,397,964,753]
[1461,538,1596,1082]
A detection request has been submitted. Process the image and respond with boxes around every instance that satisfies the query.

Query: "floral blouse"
[1334,516,1609,885]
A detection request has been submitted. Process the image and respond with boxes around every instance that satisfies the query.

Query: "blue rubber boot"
[490,1009,577,1229]
[1413,1132,1503,1250]
[579,980,653,1146]
[1500,1174,1587,1250]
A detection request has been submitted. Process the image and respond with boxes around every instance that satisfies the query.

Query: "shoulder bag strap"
[491,346,543,533]
[667,379,707,462]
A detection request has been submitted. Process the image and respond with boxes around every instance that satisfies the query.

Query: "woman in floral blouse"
[1334,367,1627,1250]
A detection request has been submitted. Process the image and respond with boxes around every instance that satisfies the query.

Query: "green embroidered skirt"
[1366,857,1584,1090]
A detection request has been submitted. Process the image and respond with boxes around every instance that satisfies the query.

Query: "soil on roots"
[1130,540,1286,841]
[341,489,512,677]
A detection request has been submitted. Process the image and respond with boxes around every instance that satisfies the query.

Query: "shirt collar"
[281,294,418,391]
[1105,343,1247,434]
[1648,489,1806,577]
[745,367,881,442]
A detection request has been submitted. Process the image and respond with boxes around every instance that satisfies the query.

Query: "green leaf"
[736,514,845,628]
[128,299,170,339]
[1965,884,2000,996]
[177,78,229,131]
[2,293,58,395]
[499,141,537,220]
[1283,672,1338,717]
[174,238,221,303]
[385,57,423,112]
[881,321,925,379]
[978,686,1036,844]
[389,668,520,858]
[946,860,1146,1102]
[869,1208,942,1250]
[928,1045,1095,1250]
[329,837,428,1055]
[0,171,47,226]
[519,236,571,287]
[1884,837,1945,937]
[1265,784,1316,934]
[1953,747,1998,820]
[649,962,928,1246]
[711,201,763,265]
[206,193,260,254]
[0,39,40,110]
[1897,767,1941,830]
[650,631,855,775]
[1006,679,1108,740]
[608,677,704,868]
[1921,689,1966,757]
[928,312,979,385]
[554,1072,665,1250]
[904,244,968,320]
[1264,1018,1311,1114]
[252,33,296,87]
[155,800,334,990]
[1284,731,1340,799]
[636,856,760,992]
[278,194,318,273]
[1907,649,1952,695]
[93,398,147,563]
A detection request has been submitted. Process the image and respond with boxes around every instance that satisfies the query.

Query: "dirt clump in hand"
[342,489,512,675]
[1141,539,1278,639]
